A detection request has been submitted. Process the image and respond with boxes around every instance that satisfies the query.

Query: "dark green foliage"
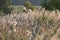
[0,0,11,15]
[42,0,60,10]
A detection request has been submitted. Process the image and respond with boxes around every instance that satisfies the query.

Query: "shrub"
[24,1,35,10]
[42,0,60,10]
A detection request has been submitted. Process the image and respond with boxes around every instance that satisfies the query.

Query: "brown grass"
[0,7,60,40]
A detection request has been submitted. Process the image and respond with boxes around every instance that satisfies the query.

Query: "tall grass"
[0,7,60,40]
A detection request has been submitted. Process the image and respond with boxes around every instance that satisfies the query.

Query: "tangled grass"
[0,7,60,40]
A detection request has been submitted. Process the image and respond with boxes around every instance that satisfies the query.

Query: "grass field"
[0,6,60,40]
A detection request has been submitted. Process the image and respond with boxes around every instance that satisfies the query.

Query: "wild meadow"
[0,6,60,40]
